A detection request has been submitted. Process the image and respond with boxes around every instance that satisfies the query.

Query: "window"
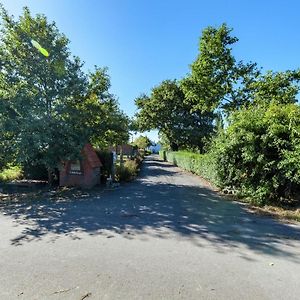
[69,160,83,175]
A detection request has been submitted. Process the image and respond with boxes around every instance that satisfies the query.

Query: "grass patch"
[247,205,300,223]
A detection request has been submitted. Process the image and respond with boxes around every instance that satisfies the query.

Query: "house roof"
[83,144,102,168]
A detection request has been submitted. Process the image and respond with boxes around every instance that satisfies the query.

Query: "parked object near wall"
[59,144,102,188]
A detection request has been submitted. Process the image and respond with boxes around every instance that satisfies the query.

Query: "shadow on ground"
[0,157,299,262]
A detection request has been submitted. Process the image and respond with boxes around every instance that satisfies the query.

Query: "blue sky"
[1,0,300,141]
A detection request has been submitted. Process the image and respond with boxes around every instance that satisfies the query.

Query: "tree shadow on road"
[0,157,299,263]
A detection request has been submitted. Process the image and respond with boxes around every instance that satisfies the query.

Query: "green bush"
[0,165,23,182]
[125,160,139,175]
[213,103,300,205]
[162,151,219,186]
[116,160,139,182]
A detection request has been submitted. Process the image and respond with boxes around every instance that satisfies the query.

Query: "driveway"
[0,155,300,299]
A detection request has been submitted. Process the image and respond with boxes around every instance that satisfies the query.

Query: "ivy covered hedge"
[159,150,219,186]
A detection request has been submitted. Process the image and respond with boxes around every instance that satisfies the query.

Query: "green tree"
[132,135,152,150]
[72,66,129,148]
[181,23,300,116]
[135,80,215,151]
[248,70,300,106]
[181,23,259,115]
[0,6,129,182]
[0,6,89,182]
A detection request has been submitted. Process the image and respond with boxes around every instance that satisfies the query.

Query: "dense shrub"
[160,150,219,186]
[116,160,139,182]
[160,104,300,206]
[125,160,139,175]
[0,165,23,182]
[213,103,300,205]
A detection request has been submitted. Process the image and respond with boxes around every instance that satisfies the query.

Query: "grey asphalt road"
[0,155,300,300]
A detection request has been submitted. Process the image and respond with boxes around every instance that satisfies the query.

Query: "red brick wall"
[59,160,101,188]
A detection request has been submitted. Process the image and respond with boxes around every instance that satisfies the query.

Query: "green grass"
[0,166,23,182]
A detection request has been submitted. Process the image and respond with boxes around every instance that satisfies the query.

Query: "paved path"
[0,155,300,299]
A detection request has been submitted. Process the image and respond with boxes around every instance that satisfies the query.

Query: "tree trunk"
[47,168,54,186]
[111,152,115,182]
[120,146,124,166]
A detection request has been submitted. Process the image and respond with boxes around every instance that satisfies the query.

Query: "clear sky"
[1,0,300,142]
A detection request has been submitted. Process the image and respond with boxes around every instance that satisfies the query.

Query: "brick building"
[59,144,102,188]
[107,144,134,156]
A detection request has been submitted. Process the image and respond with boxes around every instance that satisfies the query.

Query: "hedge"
[159,150,219,186]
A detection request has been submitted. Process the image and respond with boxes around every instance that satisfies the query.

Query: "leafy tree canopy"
[249,70,300,106]
[0,5,129,178]
[181,23,260,114]
[132,135,152,150]
[181,23,300,116]
[135,80,215,151]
